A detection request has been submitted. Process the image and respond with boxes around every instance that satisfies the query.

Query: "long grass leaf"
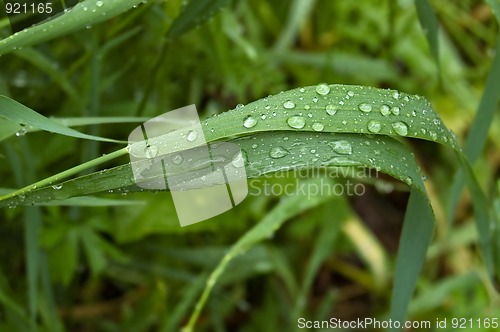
[447,35,500,279]
[389,189,435,330]
[183,177,336,332]
[486,0,500,23]
[0,96,124,142]
[0,0,145,56]
[167,0,236,40]
[415,0,440,66]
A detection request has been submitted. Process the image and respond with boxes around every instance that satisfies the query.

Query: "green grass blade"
[292,200,344,317]
[34,196,145,206]
[274,0,317,51]
[167,0,236,40]
[23,207,41,323]
[0,96,125,143]
[183,177,337,332]
[448,34,500,224]
[486,0,500,23]
[0,0,145,56]
[1,117,148,143]
[415,0,440,65]
[389,189,435,331]
[161,273,207,332]
[0,131,426,208]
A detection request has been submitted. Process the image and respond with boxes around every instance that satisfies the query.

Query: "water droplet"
[270,146,289,159]
[299,87,305,93]
[287,116,306,129]
[405,176,413,185]
[145,145,158,159]
[304,104,310,110]
[379,105,390,116]
[347,90,355,97]
[315,83,330,95]
[283,100,296,109]
[243,115,258,128]
[96,1,103,7]
[236,103,244,109]
[374,149,381,156]
[231,153,245,168]
[329,140,352,155]
[251,144,258,149]
[391,122,408,136]
[172,153,183,165]
[429,131,437,140]
[52,184,62,190]
[326,104,338,115]
[265,105,271,110]
[15,126,27,136]
[312,97,319,103]
[187,130,198,141]
[391,106,400,115]
[392,91,400,99]
[312,122,324,132]
[261,114,267,120]
[367,120,382,133]
[358,103,372,113]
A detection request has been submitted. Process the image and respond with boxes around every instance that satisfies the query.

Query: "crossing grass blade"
[486,0,500,23]
[0,0,145,56]
[167,0,236,40]
[448,34,500,226]
[0,84,493,330]
[0,96,125,143]
[183,177,339,332]
[415,0,440,65]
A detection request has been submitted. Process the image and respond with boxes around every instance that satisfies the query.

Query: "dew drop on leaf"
[187,130,198,141]
[391,121,408,136]
[358,103,372,113]
[379,105,390,116]
[391,106,400,115]
[329,140,353,155]
[145,145,158,159]
[315,83,330,95]
[269,146,289,159]
[287,116,306,129]
[243,115,258,128]
[231,153,245,168]
[15,126,27,136]
[325,104,337,116]
[172,153,183,165]
[283,100,296,109]
[312,122,325,132]
[367,120,382,133]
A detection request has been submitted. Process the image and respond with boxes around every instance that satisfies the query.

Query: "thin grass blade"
[0,96,124,143]
[0,0,145,56]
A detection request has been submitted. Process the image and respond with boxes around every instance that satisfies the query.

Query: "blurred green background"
[1,0,500,331]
